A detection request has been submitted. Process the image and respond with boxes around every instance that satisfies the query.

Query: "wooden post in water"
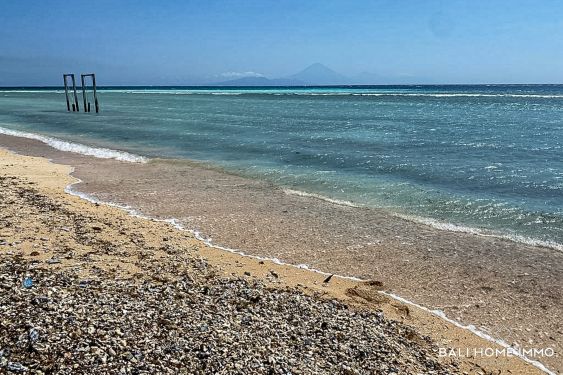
[81,74,88,112]
[70,74,79,112]
[92,74,99,113]
[63,74,71,111]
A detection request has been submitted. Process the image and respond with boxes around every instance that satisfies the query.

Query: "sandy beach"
[3,0,563,373]
[0,138,556,374]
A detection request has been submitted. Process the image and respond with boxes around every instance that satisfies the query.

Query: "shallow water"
[1,85,562,247]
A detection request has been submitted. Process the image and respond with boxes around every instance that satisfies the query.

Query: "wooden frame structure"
[63,73,100,113]
[63,74,80,112]
[80,73,99,113]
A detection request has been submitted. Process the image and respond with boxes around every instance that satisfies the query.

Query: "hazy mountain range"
[212,63,387,86]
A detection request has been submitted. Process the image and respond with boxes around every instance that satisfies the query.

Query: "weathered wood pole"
[63,74,71,111]
[92,74,99,113]
[71,74,80,112]
[81,74,88,112]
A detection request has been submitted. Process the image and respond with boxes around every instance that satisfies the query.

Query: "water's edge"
[3,124,559,252]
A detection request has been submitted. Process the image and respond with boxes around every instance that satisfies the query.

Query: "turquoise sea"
[1,85,562,249]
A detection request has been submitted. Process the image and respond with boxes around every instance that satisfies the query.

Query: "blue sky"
[1,0,563,85]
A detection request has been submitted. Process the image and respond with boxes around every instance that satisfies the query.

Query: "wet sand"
[0,134,561,373]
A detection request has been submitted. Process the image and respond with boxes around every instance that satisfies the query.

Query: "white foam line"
[117,92,563,98]
[0,90,66,93]
[397,213,563,252]
[283,188,360,207]
[0,126,147,163]
[111,92,563,98]
[4,89,562,99]
[62,178,554,375]
[382,292,557,375]
[353,93,563,98]
[108,91,563,98]
[283,188,563,253]
[63,179,362,282]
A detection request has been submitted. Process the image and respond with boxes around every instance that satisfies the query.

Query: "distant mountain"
[213,76,305,86]
[286,63,348,85]
[211,63,386,86]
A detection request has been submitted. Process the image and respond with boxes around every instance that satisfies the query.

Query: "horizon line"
[2,83,563,89]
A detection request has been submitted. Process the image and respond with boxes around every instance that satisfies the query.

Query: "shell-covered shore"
[0,173,458,374]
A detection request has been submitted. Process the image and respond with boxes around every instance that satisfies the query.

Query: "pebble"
[0,260,459,374]
[7,362,28,372]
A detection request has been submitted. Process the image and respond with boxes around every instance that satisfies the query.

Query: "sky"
[1,0,563,85]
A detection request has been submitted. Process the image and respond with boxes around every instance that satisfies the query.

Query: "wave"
[3,89,563,98]
[0,90,66,93]
[397,213,563,252]
[103,90,563,98]
[0,126,147,163]
[353,93,563,98]
[283,188,360,207]
[282,188,563,252]
[116,91,563,98]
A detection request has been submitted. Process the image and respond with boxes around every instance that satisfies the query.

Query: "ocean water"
[1,85,562,249]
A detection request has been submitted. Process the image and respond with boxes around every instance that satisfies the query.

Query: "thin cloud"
[216,71,265,79]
